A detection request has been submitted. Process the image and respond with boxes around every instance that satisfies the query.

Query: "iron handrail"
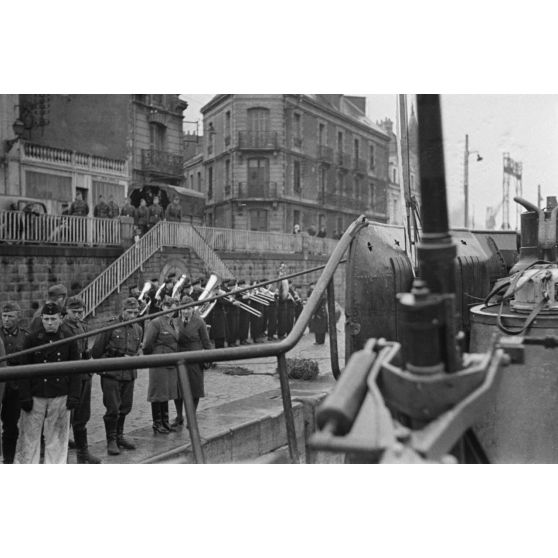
[0,218,363,379]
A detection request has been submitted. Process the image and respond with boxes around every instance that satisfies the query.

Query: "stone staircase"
[78,221,234,319]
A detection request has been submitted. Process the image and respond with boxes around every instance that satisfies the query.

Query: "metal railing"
[195,225,338,256]
[78,221,233,318]
[23,142,127,176]
[238,131,279,150]
[0,217,366,463]
[0,210,120,246]
[141,149,184,177]
[237,181,279,198]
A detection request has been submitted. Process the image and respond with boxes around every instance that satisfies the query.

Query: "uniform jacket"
[69,199,89,216]
[176,314,211,352]
[142,316,178,367]
[91,316,143,381]
[120,203,136,219]
[148,204,164,225]
[94,201,111,218]
[18,326,81,401]
[0,325,29,366]
[136,206,149,226]
[61,318,89,359]
[165,203,182,222]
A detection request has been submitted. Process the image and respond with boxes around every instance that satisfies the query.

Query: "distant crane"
[485,198,505,229]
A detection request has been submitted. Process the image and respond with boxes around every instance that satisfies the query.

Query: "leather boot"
[161,401,174,432]
[151,403,168,434]
[116,415,136,450]
[75,430,102,464]
[104,419,120,456]
[171,399,184,427]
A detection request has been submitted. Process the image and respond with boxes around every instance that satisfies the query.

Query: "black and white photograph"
[2,2,557,556]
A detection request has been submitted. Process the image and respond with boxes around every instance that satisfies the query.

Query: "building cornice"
[201,95,232,114]
[285,95,390,142]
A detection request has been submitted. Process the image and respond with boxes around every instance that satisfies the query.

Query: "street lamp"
[463,133,483,228]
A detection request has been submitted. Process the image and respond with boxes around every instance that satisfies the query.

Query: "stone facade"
[196,94,391,237]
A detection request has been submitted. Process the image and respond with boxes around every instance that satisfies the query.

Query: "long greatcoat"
[176,313,211,398]
[143,315,179,402]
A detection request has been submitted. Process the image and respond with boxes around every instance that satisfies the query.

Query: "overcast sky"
[181,94,558,229]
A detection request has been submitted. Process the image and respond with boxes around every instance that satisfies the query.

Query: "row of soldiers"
[69,191,183,235]
[0,283,147,464]
[128,274,306,348]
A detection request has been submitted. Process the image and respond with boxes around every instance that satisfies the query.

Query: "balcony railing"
[317,145,333,163]
[236,181,279,198]
[238,131,278,150]
[195,225,338,256]
[141,149,184,178]
[22,142,127,176]
[0,210,121,246]
[323,193,361,211]
[337,151,352,169]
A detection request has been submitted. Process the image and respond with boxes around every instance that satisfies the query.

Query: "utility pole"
[463,134,469,228]
[463,134,482,228]
[538,184,542,209]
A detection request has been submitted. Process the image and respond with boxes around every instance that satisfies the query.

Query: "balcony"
[323,192,361,211]
[238,131,279,151]
[337,151,352,169]
[236,181,279,198]
[141,149,184,178]
[317,144,333,163]
[22,141,127,177]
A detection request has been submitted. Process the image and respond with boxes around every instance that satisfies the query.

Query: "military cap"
[41,301,61,316]
[66,296,85,310]
[162,295,179,306]
[122,297,140,310]
[191,278,201,287]
[166,273,176,282]
[237,279,246,286]
[183,279,191,287]
[150,277,159,283]
[180,295,194,305]
[2,301,21,313]
[47,284,68,298]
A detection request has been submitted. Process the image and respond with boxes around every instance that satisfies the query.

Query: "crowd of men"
[69,192,184,236]
[0,270,327,465]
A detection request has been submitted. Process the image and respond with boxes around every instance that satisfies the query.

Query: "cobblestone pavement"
[87,322,346,444]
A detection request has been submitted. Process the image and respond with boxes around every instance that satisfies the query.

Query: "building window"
[149,123,166,151]
[225,111,231,145]
[293,209,301,230]
[26,170,72,201]
[247,107,270,132]
[354,176,360,201]
[225,159,231,195]
[294,160,301,193]
[207,121,215,155]
[370,181,376,207]
[354,138,360,162]
[293,112,302,148]
[369,144,375,169]
[190,174,194,190]
[318,122,326,145]
[392,167,397,183]
[207,166,213,199]
[249,208,268,231]
[337,131,344,154]
[319,166,327,198]
[197,171,202,192]
[337,171,344,195]
[151,94,164,106]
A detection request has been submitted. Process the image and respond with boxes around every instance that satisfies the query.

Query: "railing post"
[326,279,340,380]
[276,353,300,463]
[176,360,205,464]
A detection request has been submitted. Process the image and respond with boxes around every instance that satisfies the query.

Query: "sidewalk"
[81,321,345,462]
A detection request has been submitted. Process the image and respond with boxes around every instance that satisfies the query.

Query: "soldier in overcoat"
[91,297,143,456]
[172,295,211,425]
[142,296,179,434]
